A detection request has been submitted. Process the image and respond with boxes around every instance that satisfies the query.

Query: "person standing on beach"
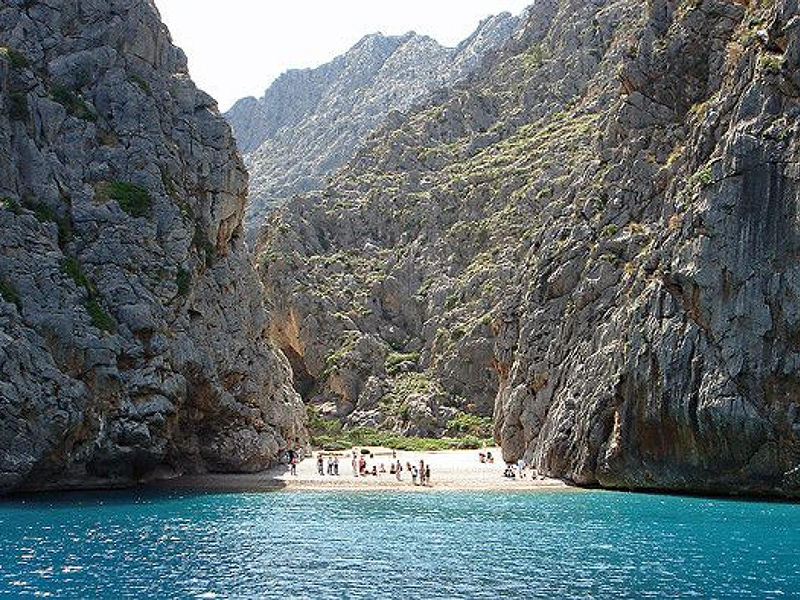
[334,457,340,476]
[411,466,418,485]
[395,460,403,481]
[352,452,358,477]
[419,460,426,486]
[425,464,431,486]
[317,454,325,476]
[290,451,298,476]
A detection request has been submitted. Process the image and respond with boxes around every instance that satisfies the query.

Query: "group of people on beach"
[290,448,433,486]
[502,458,545,480]
[348,450,432,486]
[317,454,340,476]
[288,446,543,485]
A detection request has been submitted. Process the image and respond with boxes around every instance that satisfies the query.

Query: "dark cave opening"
[281,345,316,399]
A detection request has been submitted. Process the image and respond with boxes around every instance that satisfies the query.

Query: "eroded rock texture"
[0,0,306,493]
[225,13,522,237]
[258,0,800,497]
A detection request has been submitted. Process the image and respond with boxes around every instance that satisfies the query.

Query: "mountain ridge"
[225,11,524,236]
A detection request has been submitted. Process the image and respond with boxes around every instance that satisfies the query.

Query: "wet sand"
[151,447,569,493]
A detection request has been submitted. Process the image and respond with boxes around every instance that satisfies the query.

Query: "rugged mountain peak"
[225,12,523,237]
[0,0,306,493]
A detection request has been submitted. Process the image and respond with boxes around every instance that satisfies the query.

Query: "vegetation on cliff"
[257,0,800,497]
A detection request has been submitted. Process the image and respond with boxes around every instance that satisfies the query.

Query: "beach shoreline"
[148,447,571,494]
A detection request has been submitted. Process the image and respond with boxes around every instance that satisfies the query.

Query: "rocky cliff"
[257,0,800,497]
[0,0,306,493]
[225,13,522,236]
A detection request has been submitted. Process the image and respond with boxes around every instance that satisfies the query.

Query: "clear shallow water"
[0,489,798,599]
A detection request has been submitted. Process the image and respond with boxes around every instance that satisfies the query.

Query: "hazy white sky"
[154,1,532,111]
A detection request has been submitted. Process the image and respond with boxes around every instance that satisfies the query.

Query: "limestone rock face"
[0,0,306,493]
[225,13,522,237]
[258,0,800,497]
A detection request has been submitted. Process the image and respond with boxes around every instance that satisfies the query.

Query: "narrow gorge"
[253,0,800,498]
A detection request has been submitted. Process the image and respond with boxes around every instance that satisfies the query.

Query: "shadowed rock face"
[258,0,800,497]
[0,0,306,493]
[225,14,522,238]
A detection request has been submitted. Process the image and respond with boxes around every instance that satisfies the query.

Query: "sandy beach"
[151,447,569,493]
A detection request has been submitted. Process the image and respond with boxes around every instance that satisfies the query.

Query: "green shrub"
[601,223,620,238]
[760,53,784,75]
[62,256,91,290]
[32,203,57,224]
[27,201,72,244]
[0,279,21,309]
[63,256,114,332]
[192,227,216,266]
[85,297,115,333]
[258,249,278,268]
[521,45,546,71]
[306,394,493,452]
[600,252,621,266]
[9,93,27,121]
[0,197,21,215]
[128,74,151,94]
[51,86,97,122]
[99,181,153,218]
[447,411,493,438]
[312,428,493,452]
[323,331,361,377]
[385,351,419,376]
[695,166,713,188]
[176,267,191,296]
[0,47,29,69]
[313,436,352,451]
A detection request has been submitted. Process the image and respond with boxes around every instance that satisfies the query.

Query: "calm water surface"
[0,489,798,598]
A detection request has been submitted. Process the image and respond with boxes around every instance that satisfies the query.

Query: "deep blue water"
[0,489,798,599]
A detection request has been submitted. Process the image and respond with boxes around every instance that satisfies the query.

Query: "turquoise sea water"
[0,489,798,599]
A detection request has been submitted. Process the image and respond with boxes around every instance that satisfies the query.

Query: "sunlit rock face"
[257,0,800,497]
[0,0,306,493]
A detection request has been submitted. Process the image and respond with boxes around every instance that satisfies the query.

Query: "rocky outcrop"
[0,0,306,493]
[258,0,800,497]
[225,13,522,237]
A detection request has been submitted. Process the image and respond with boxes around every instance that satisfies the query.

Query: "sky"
[154,1,532,112]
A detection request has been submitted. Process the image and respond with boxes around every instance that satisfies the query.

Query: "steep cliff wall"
[225,14,522,236]
[0,0,306,493]
[495,0,800,497]
[257,0,800,497]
